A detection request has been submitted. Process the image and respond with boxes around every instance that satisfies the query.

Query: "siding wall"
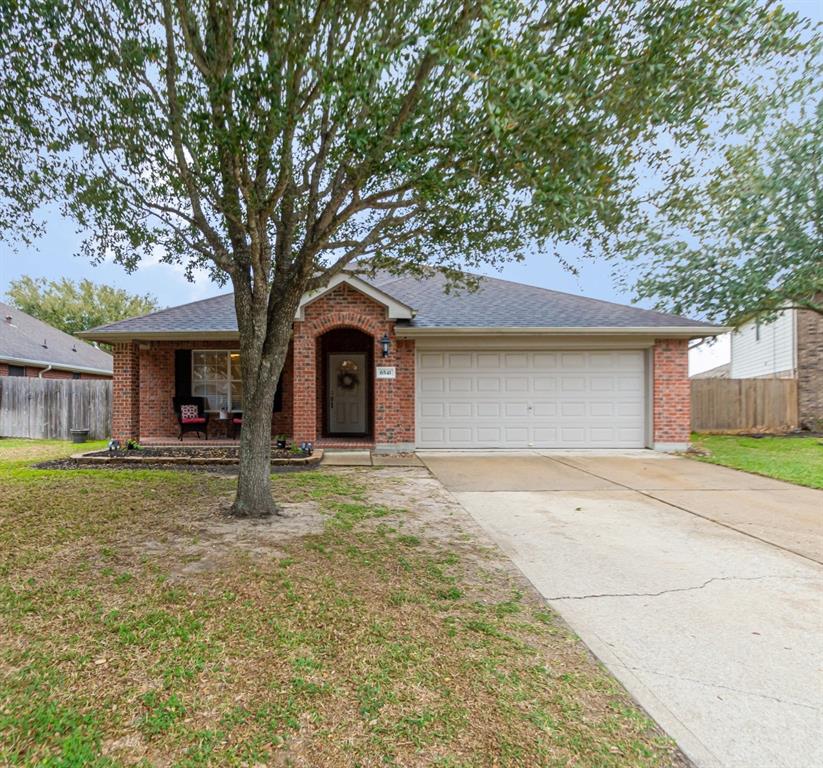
[729,310,795,378]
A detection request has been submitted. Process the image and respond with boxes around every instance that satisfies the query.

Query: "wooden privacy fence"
[691,378,798,432]
[0,377,112,440]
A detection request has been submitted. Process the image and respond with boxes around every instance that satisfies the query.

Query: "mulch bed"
[34,458,314,475]
[35,445,323,470]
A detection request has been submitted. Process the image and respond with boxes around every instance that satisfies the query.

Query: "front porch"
[110,282,415,450]
[139,436,377,449]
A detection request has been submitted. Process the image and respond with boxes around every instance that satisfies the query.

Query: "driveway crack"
[545,574,801,601]
[622,665,821,711]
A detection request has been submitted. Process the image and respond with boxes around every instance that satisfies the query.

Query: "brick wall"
[292,283,414,446]
[652,338,691,446]
[112,342,140,441]
[136,340,293,439]
[797,307,823,430]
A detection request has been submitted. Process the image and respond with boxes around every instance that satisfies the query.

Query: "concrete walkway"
[320,450,422,467]
[419,451,823,768]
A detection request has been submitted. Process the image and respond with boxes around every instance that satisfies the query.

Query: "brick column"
[112,341,140,441]
[291,322,317,444]
[797,306,823,431]
[652,338,690,450]
[374,334,415,451]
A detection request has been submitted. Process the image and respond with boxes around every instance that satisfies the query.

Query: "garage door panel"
[420,376,445,393]
[476,377,500,392]
[505,377,529,392]
[561,376,586,392]
[448,427,473,442]
[476,402,501,418]
[616,402,643,417]
[560,427,586,443]
[477,426,502,442]
[447,352,473,369]
[560,401,585,417]
[447,402,472,418]
[420,427,446,443]
[420,402,444,418]
[590,376,616,391]
[476,352,501,367]
[417,349,645,448]
[420,353,444,369]
[504,402,529,417]
[505,353,529,367]
[504,426,530,442]
[532,402,558,417]
[532,426,559,442]
[533,376,558,391]
[533,353,559,369]
[448,377,472,392]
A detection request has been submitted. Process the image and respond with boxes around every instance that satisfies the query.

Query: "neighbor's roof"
[0,300,113,375]
[81,270,721,339]
[690,362,730,380]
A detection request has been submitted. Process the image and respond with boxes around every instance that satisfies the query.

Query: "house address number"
[376,366,396,379]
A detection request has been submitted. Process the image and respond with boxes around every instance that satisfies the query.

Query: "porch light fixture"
[380,333,391,358]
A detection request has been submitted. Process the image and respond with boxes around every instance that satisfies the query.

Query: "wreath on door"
[338,371,359,390]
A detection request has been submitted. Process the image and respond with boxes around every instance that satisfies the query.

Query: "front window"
[192,351,243,412]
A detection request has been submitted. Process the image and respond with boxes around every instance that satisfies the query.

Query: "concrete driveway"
[419,450,823,768]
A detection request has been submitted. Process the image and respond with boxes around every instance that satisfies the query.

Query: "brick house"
[81,271,722,451]
[0,300,112,379]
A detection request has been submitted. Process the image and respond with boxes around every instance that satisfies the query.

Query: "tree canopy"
[5,276,159,337]
[611,35,823,326]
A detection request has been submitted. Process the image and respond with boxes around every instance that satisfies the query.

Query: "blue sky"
[1,0,819,374]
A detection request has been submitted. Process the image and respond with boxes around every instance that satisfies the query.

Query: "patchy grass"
[0,440,685,767]
[690,433,823,489]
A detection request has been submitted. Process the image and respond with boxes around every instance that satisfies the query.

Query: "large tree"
[612,39,823,325]
[0,0,806,516]
[6,276,159,337]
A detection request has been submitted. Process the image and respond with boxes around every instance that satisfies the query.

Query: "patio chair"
[172,396,210,440]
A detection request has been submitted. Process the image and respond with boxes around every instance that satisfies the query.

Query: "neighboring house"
[729,309,823,430]
[0,300,112,379]
[690,363,730,380]
[81,271,722,451]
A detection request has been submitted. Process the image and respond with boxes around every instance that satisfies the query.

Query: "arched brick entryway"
[291,283,415,448]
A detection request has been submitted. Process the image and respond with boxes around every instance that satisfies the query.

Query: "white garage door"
[416,350,646,448]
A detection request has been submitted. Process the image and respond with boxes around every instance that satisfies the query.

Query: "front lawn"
[690,433,823,489]
[0,439,684,767]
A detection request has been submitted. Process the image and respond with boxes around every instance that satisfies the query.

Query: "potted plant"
[70,427,90,444]
[275,434,288,450]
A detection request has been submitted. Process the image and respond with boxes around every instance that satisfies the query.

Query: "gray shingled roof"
[0,301,113,374]
[83,271,716,337]
[369,270,715,329]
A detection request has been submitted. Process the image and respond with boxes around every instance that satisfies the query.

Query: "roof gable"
[296,273,414,320]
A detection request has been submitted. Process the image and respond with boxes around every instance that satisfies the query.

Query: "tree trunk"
[229,284,299,518]
[231,377,281,517]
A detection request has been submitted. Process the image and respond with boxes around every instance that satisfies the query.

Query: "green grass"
[690,433,823,489]
[0,439,682,767]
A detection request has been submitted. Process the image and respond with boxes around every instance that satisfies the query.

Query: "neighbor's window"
[8,365,25,377]
[192,351,243,412]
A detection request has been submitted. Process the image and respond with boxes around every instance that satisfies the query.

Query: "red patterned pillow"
[180,404,199,420]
